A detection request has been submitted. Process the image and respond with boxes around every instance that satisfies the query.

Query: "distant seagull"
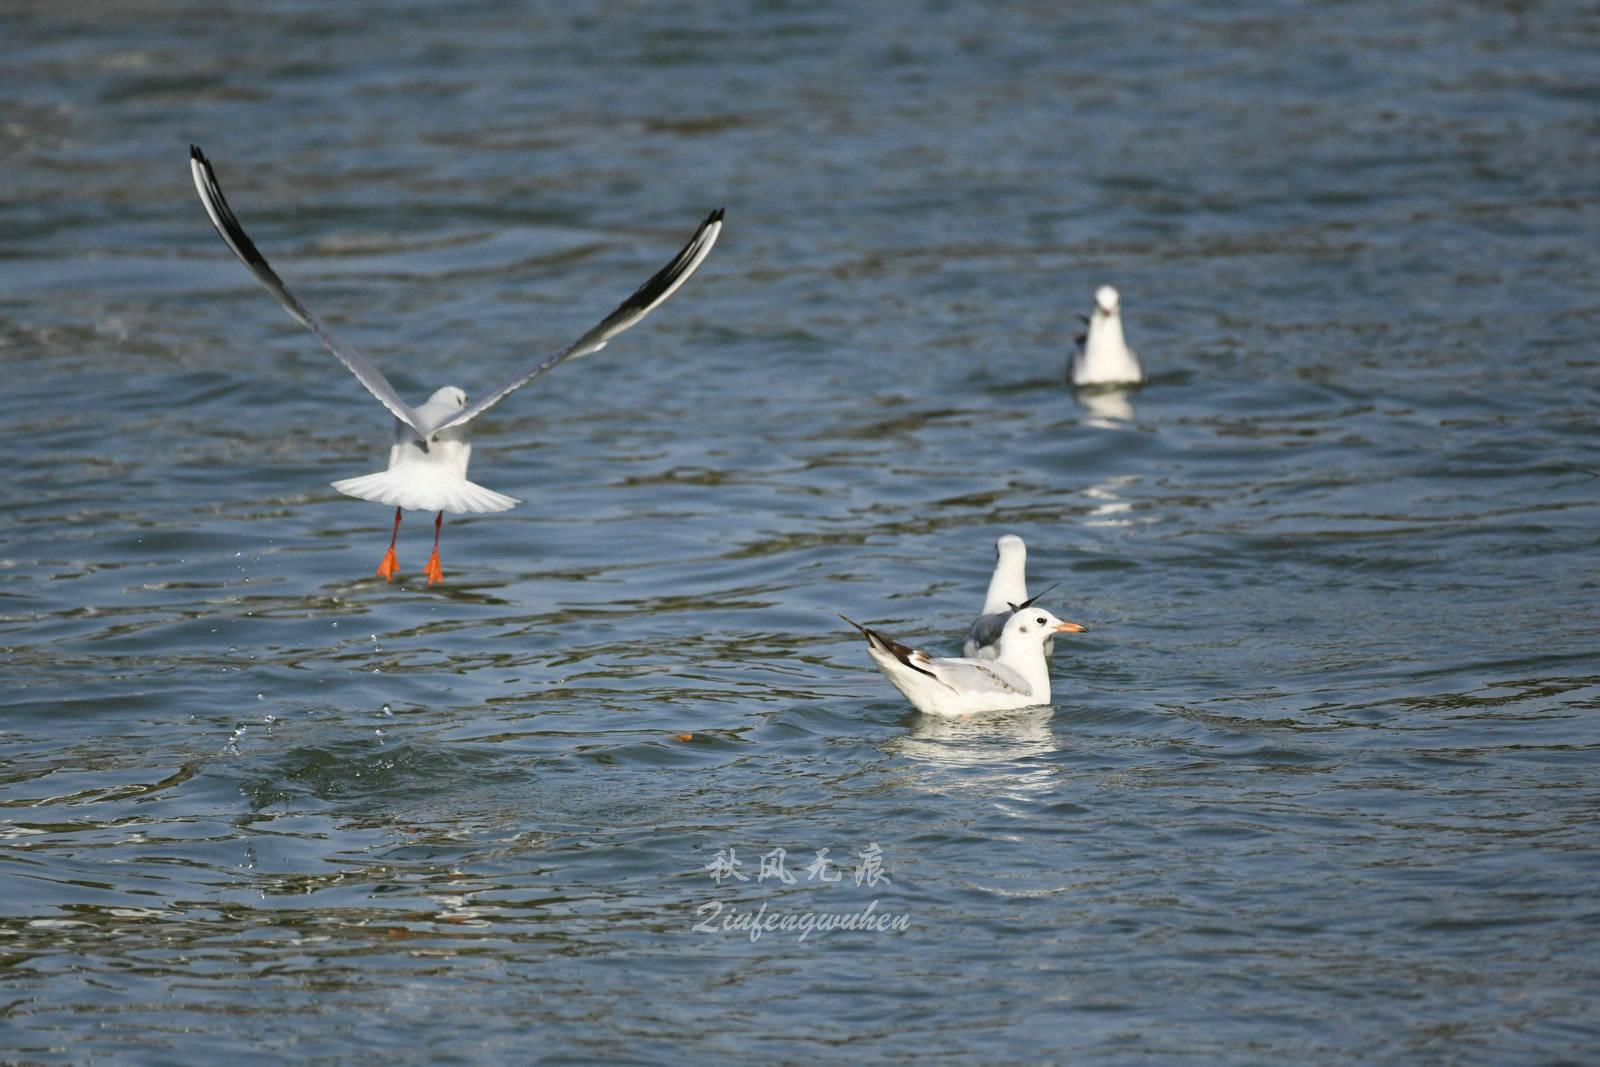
[963,534,1057,660]
[1069,285,1143,387]
[841,609,1086,717]
[189,145,722,584]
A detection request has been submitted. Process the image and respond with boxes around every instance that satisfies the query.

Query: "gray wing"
[925,657,1030,697]
[964,582,1060,655]
[964,610,1010,652]
[189,145,425,436]
[425,208,724,436]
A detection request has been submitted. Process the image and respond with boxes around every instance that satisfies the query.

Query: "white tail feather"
[331,468,519,513]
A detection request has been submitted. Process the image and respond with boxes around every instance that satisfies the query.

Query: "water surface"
[3,1,1599,1061]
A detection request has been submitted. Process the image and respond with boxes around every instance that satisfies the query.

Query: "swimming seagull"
[189,145,723,584]
[962,534,1057,660]
[841,609,1086,717]
[1069,285,1143,387]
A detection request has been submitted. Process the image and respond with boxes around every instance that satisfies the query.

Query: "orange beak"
[1054,621,1088,633]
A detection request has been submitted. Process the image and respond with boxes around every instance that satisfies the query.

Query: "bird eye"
[1036,616,1047,624]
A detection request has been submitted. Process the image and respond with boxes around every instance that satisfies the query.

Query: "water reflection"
[1075,385,1137,425]
[1080,472,1142,529]
[886,707,1058,796]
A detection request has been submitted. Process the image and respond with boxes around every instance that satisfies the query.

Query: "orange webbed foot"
[424,550,444,585]
[376,546,399,581]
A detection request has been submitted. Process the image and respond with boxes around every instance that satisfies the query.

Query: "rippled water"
[4,1,1599,1061]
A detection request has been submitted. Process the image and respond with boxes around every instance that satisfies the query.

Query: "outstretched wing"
[424,207,724,437]
[188,145,425,436]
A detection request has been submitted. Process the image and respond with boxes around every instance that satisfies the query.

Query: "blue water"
[4,1,1599,1061]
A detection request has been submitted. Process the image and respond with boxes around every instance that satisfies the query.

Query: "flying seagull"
[189,145,723,583]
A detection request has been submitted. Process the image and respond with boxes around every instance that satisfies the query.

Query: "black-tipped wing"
[969,584,1059,651]
[838,614,939,679]
[1008,582,1060,613]
[189,145,425,436]
[425,208,724,437]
